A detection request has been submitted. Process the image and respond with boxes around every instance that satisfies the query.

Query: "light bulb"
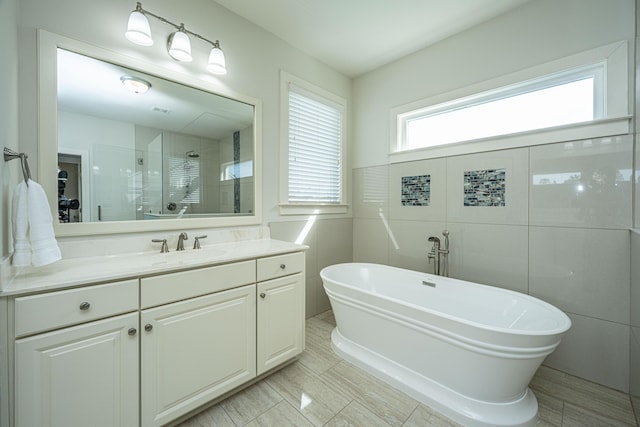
[120,76,152,94]
[207,44,227,75]
[125,10,153,46]
[167,28,192,62]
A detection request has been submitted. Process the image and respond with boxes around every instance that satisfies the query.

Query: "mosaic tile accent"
[464,168,506,207]
[401,175,430,206]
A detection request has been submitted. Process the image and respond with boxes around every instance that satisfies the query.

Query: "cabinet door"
[141,284,256,427]
[15,312,139,427]
[257,273,305,375]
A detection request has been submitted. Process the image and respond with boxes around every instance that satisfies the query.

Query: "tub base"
[331,328,539,427]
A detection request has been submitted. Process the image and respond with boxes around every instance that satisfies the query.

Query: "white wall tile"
[305,275,317,318]
[389,158,446,222]
[636,133,640,229]
[631,326,640,396]
[315,274,332,314]
[446,148,528,225]
[544,313,629,392]
[353,218,389,264]
[530,227,630,324]
[446,223,529,294]
[632,230,640,328]
[387,220,447,273]
[353,166,389,219]
[316,218,353,271]
[530,136,633,229]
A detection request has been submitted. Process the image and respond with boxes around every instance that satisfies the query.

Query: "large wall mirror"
[38,30,262,237]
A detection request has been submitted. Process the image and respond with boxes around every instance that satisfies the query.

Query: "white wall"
[12,0,354,317]
[352,0,636,392]
[0,0,19,260]
[353,0,634,168]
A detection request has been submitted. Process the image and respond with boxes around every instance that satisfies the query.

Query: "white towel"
[11,179,62,267]
[11,181,31,267]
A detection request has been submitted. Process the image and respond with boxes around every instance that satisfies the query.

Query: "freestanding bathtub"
[320,263,571,427]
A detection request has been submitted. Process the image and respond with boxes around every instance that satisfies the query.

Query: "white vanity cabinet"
[139,262,257,427]
[13,280,139,427]
[5,247,306,427]
[256,252,305,375]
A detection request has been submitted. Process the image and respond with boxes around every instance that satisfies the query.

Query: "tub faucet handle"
[193,235,208,249]
[152,239,169,253]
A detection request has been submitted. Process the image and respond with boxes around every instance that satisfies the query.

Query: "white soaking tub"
[320,263,571,427]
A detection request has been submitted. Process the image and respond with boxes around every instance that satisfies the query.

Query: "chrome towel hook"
[3,147,32,185]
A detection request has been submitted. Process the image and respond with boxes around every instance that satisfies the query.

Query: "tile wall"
[269,218,353,319]
[352,136,634,392]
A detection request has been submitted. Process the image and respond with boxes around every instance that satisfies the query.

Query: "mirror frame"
[38,30,262,237]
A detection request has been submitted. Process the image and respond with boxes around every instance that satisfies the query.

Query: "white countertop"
[2,239,307,297]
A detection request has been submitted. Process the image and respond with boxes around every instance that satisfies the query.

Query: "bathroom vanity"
[0,233,306,427]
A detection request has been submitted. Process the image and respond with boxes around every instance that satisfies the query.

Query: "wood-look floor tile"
[243,401,314,427]
[562,402,637,427]
[532,388,563,426]
[324,400,391,427]
[299,318,342,374]
[402,404,462,427]
[265,361,351,426]
[315,310,336,326]
[175,404,235,427]
[220,380,283,426]
[322,361,418,427]
[531,366,636,425]
[631,395,640,425]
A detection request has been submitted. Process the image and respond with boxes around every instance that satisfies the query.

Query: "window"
[400,64,603,151]
[280,72,347,214]
[220,159,253,181]
[391,40,629,162]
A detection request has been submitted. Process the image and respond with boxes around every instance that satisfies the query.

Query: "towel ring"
[3,147,32,185]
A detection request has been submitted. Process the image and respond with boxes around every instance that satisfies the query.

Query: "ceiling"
[211,0,531,77]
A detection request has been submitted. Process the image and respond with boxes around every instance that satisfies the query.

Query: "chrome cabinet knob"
[280,264,286,269]
[79,302,90,311]
[145,324,153,332]
[260,293,266,299]
[128,328,137,336]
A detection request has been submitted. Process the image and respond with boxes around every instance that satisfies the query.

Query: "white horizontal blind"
[168,155,200,203]
[288,85,342,203]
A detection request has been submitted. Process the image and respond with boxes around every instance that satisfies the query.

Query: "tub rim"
[320,262,572,337]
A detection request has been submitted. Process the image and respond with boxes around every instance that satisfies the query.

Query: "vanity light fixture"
[125,2,227,75]
[120,75,152,94]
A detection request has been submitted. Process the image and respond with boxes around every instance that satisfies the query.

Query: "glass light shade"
[125,10,154,46]
[120,76,152,94]
[207,46,227,75]
[167,30,193,62]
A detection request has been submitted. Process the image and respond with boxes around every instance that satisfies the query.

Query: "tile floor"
[178,310,640,427]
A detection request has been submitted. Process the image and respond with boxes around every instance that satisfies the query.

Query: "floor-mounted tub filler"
[320,263,571,427]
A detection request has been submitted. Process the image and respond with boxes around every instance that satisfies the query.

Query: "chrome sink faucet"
[176,232,188,251]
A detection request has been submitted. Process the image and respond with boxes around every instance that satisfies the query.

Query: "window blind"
[288,87,342,203]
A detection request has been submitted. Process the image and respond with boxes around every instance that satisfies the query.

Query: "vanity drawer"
[14,279,139,337]
[257,252,305,282]
[141,260,256,308]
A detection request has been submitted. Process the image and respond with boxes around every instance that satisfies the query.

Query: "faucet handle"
[152,239,169,253]
[193,235,208,249]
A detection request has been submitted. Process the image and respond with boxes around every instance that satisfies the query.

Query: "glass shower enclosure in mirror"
[56,48,255,224]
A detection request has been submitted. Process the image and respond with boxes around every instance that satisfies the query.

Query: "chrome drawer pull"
[280,264,286,269]
[79,302,91,311]
[128,328,137,336]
